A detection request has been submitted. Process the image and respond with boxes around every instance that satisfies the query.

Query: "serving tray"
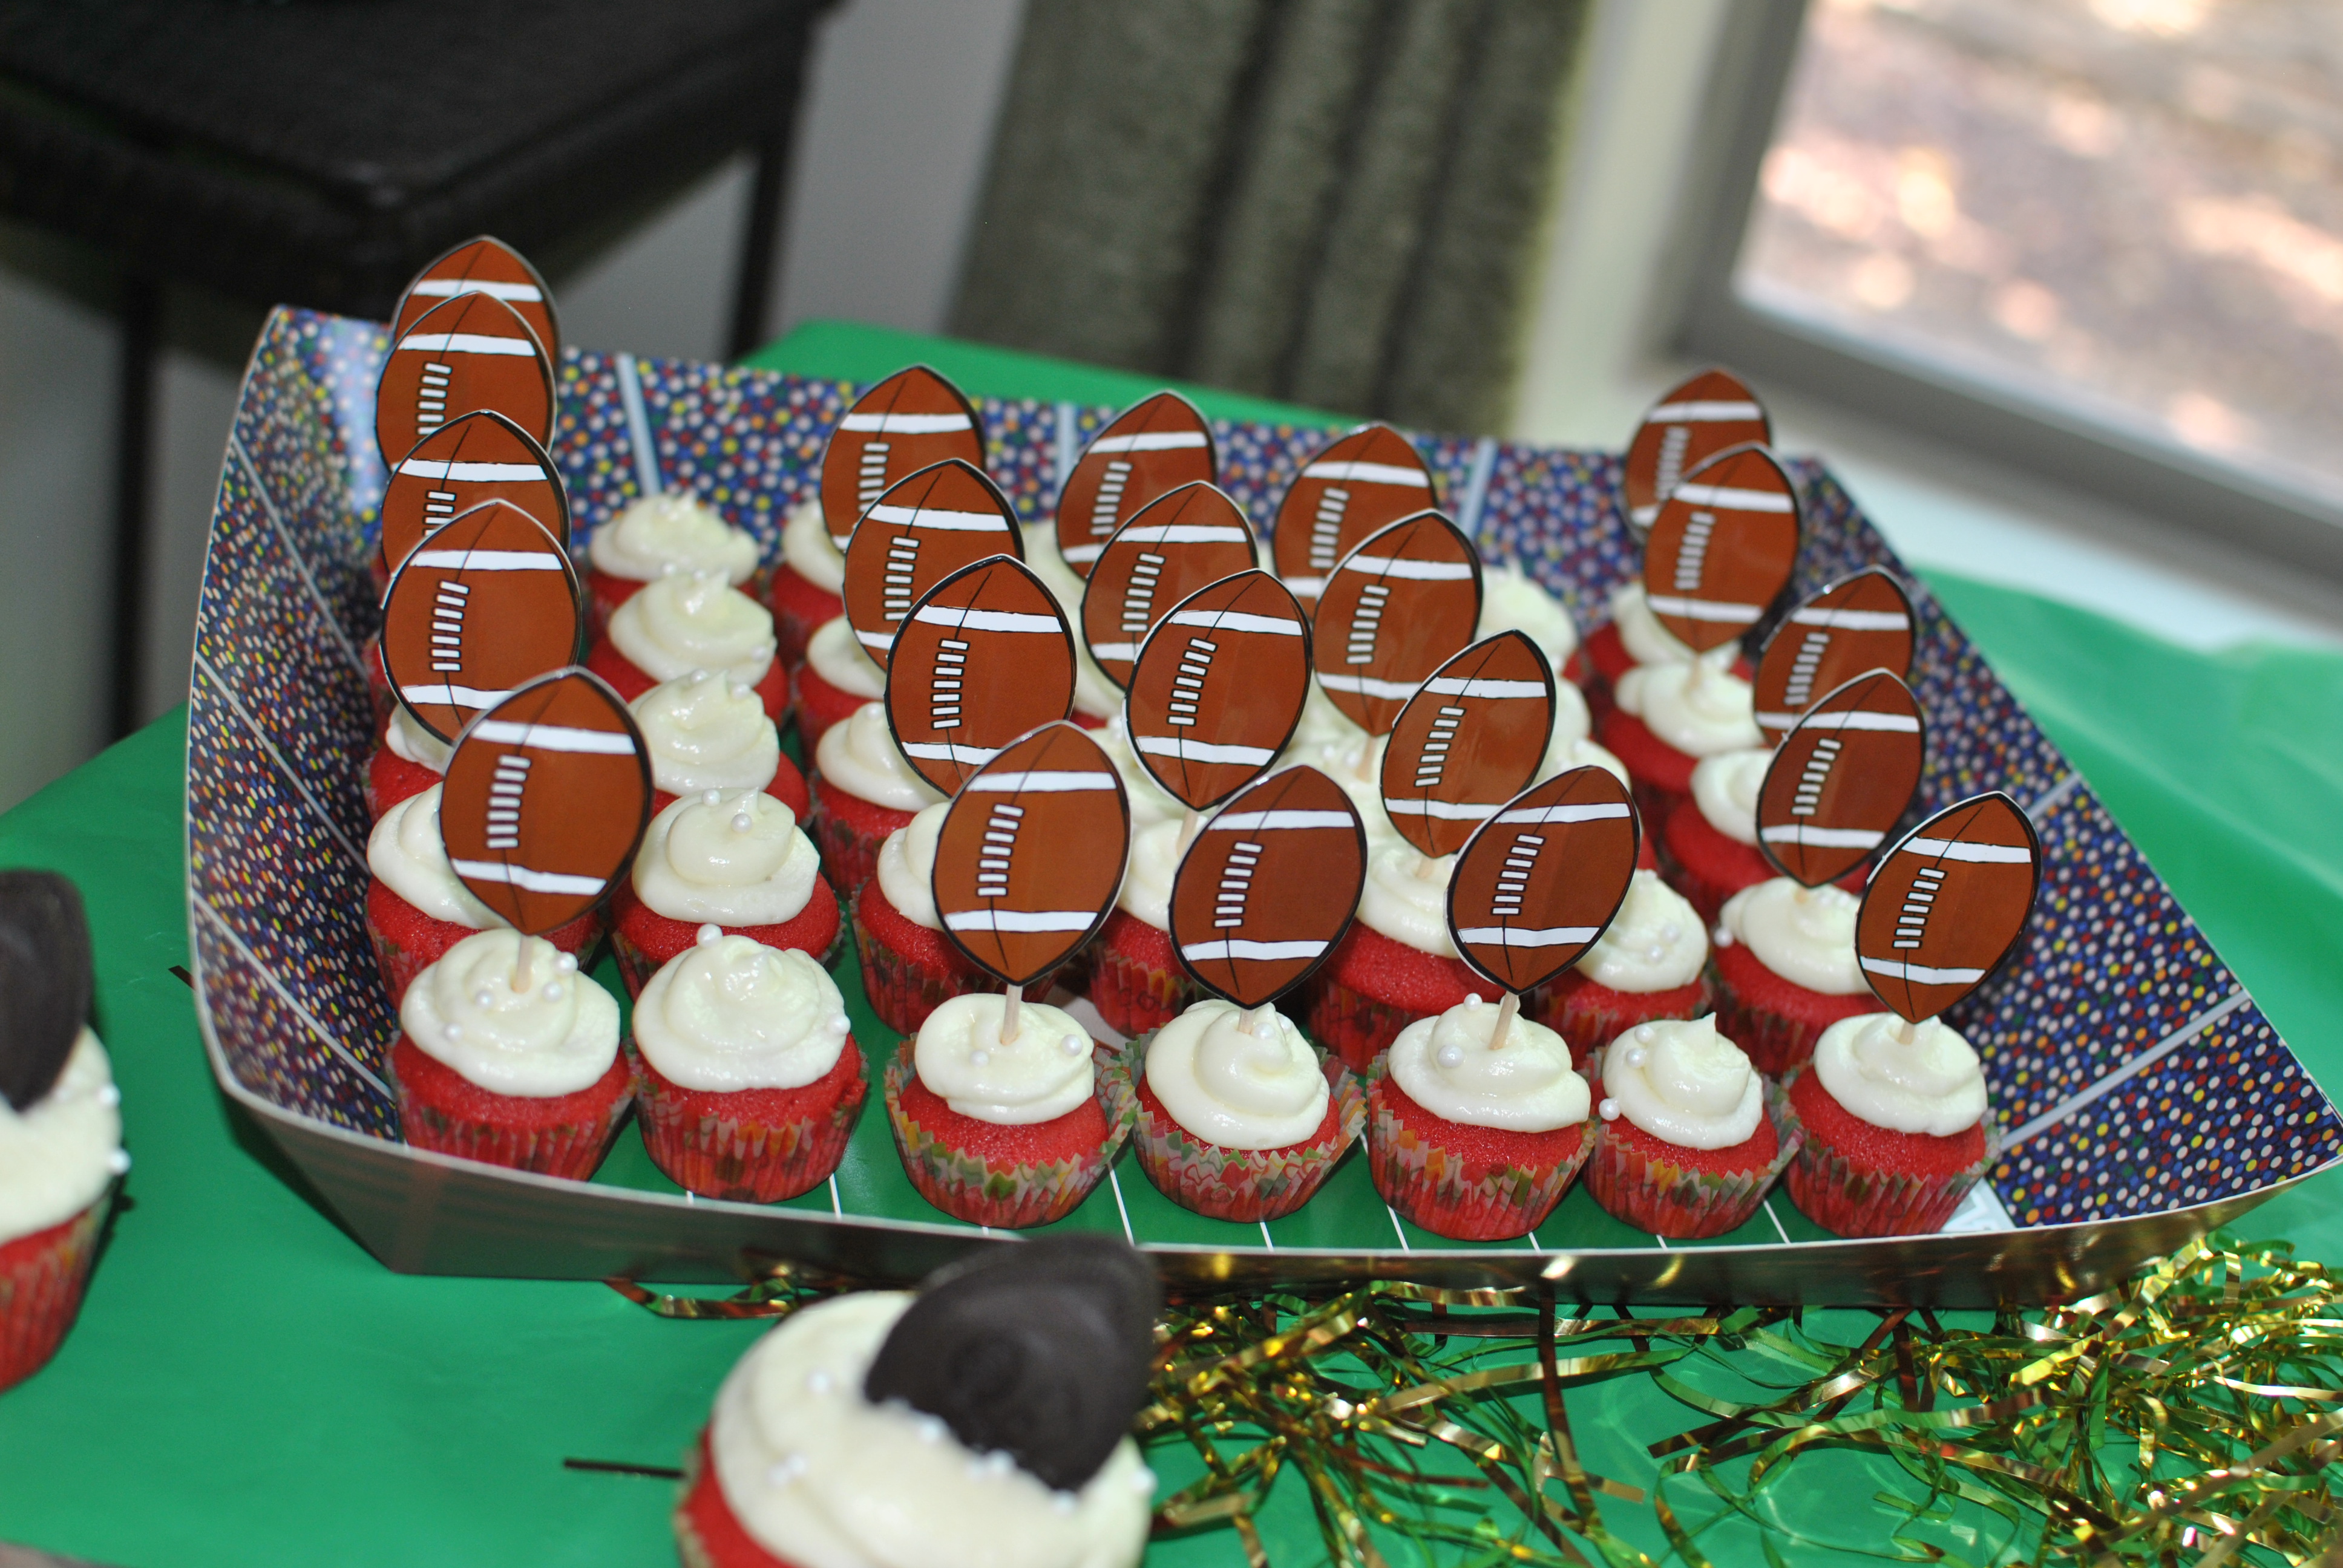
[185,307,2342,1305]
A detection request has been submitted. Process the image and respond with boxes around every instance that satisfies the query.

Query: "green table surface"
[2,321,2339,1568]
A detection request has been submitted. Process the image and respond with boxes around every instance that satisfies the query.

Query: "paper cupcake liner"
[852,904,968,1037]
[0,1196,108,1393]
[1362,1066,1591,1242]
[1304,973,1421,1073]
[1527,974,1713,1067]
[1087,935,1193,1040]
[1771,1072,2002,1238]
[675,1429,791,1568]
[392,1040,634,1180]
[631,1041,868,1204]
[882,1042,1135,1229]
[1577,1046,1800,1240]
[1122,1033,1366,1223]
[805,800,886,904]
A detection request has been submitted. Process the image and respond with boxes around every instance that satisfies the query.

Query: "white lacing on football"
[1599,1016,1761,1150]
[368,783,503,929]
[1614,652,1761,758]
[0,1029,125,1246]
[912,993,1095,1126]
[634,936,849,1093]
[631,670,782,795]
[1145,999,1328,1151]
[1607,581,1697,666]
[1689,747,1771,847]
[1476,560,1579,670]
[588,492,759,586]
[1354,841,1459,956]
[608,570,778,686]
[1388,998,1587,1132]
[633,788,821,926]
[1719,877,1868,995]
[805,615,884,699]
[815,702,946,813]
[385,704,453,773]
[779,495,846,595]
[1576,870,1706,994]
[401,930,618,1097]
[1812,1013,1987,1137]
[874,802,951,930]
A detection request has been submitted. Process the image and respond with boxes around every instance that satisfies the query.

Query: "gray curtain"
[950,0,1592,435]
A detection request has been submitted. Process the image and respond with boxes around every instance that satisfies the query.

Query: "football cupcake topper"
[1446,766,1642,996]
[885,555,1078,795]
[1756,669,1925,888]
[380,500,584,744]
[442,668,652,936]
[1271,423,1435,603]
[1054,391,1216,574]
[1379,631,1556,859]
[1754,567,1917,741]
[1640,443,1801,655]
[375,290,555,468]
[1312,511,1483,736]
[379,410,570,577]
[0,869,92,1114]
[841,459,1023,671]
[931,722,1130,991]
[821,365,985,552]
[1620,368,1771,535]
[1857,791,2041,1024]
[1079,482,1259,689]
[1126,570,1312,812]
[1168,765,1368,1008]
[390,235,560,363]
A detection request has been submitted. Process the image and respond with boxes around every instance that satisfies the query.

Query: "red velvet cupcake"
[582,491,762,637]
[1663,748,1774,920]
[584,570,787,720]
[853,805,1061,1036]
[1777,1013,1997,1237]
[626,667,791,811]
[1082,819,1198,1039]
[792,616,883,749]
[608,788,841,996]
[1527,869,1711,1063]
[1599,653,1760,827]
[768,498,846,674]
[1711,878,1878,1074]
[1581,1019,1794,1239]
[806,701,943,897]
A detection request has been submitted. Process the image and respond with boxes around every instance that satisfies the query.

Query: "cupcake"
[1129,998,1363,1222]
[856,803,1063,1036]
[807,701,943,898]
[390,929,631,1178]
[1535,670,1634,794]
[364,785,598,1006]
[584,491,761,636]
[792,616,883,750]
[1711,877,1875,1074]
[1778,1012,1996,1238]
[1086,818,1198,1039]
[1662,748,1773,920]
[1599,648,1760,823]
[1365,996,1593,1241]
[585,569,787,720]
[609,788,841,997]
[1095,710,1188,834]
[768,495,844,673]
[629,668,807,818]
[675,1238,1157,1568]
[365,702,451,819]
[1477,559,1588,688]
[629,933,865,1203]
[881,992,1133,1228]
[1019,521,1129,730]
[1585,580,1696,695]
[1306,843,1499,1071]
[1529,869,1710,1062]
[1581,1016,1792,1239]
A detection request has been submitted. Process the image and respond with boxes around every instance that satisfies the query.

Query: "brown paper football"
[1446,766,1640,994]
[841,459,1021,671]
[375,290,555,468]
[379,500,584,744]
[391,235,560,364]
[379,410,570,579]
[1379,631,1556,859]
[1054,391,1216,575]
[885,556,1078,795]
[1640,443,1801,654]
[820,365,985,551]
[931,722,1129,987]
[441,668,652,935]
[1754,567,1917,741]
[1080,482,1259,689]
[1757,670,1925,888]
[1126,570,1312,812]
[1270,424,1436,603]
[1857,791,2041,1024]
[1620,368,1770,535]
[1169,765,1367,1007]
[1312,512,1483,736]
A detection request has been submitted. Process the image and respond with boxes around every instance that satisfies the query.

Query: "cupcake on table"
[859,802,1024,1036]
[1663,745,1775,920]
[1529,867,1709,1064]
[585,569,787,720]
[1582,1014,1792,1240]
[629,668,807,819]
[791,615,882,748]
[608,787,841,997]
[583,491,761,637]
[1712,878,1874,1077]
[807,701,943,900]
[767,495,843,673]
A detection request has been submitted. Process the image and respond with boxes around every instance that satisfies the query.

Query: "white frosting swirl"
[608,570,778,686]
[632,671,782,795]
[1145,999,1329,1151]
[913,993,1095,1125]
[1274,725,1396,850]
[710,1293,1154,1568]
[1539,733,1629,791]
[634,935,850,1091]
[806,616,885,700]
[1599,1016,1760,1149]
[1813,1013,1987,1137]
[1689,747,1770,846]
[1476,561,1580,668]
[873,802,949,929]
[1020,522,1119,720]
[400,929,620,1097]
[1288,680,1370,760]
[385,705,451,772]
[1388,999,1587,1132]
[1719,878,1867,995]
[634,788,822,926]
[368,784,504,929]
[589,492,759,584]
[814,702,946,812]
[1547,668,1592,748]
[1355,843,1457,956]
[1576,870,1706,992]
[1608,581,1696,666]
[781,496,847,595]
[1115,818,1185,929]
[0,1030,125,1244]
[1096,712,1185,832]
[1613,652,1761,757]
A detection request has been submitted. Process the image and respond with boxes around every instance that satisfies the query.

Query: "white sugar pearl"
[474,989,496,1009]
[444,1023,463,1040]
[1061,1033,1084,1056]
[1052,1492,1077,1514]
[971,1050,990,1066]
[1626,1045,1648,1068]
[732,812,754,832]
[731,682,753,699]
[689,665,711,682]
[1660,924,1681,942]
[1437,1045,1464,1068]
[917,1416,947,1443]
[542,983,564,1002]
[556,953,578,974]
[1464,993,1483,1009]
[97,1084,120,1108]
[985,1450,1014,1475]
[107,1149,131,1175]
[1599,1097,1620,1120]
[702,788,722,804]
[1634,1024,1654,1044]
[831,1013,851,1034]
[805,1369,832,1394]
[696,923,723,946]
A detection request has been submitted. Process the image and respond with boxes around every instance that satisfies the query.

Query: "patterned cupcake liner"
[1770,1071,2003,1238]
[1122,1033,1367,1223]
[0,1194,109,1393]
[1577,1046,1800,1240]
[1709,978,1837,1077]
[804,798,887,904]
[1527,973,1714,1066]
[393,1044,635,1180]
[1086,935,1193,1040]
[1362,1064,1591,1242]
[882,1042,1135,1229]
[852,904,965,1038]
[630,1042,868,1204]
[1305,973,1423,1073]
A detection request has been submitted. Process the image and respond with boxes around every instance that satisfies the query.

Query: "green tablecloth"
[1,321,2337,1568]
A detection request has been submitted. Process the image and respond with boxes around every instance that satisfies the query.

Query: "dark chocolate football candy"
[0,870,93,1112]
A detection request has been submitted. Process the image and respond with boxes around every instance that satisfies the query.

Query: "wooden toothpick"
[1487,991,1519,1052]
[1000,982,1023,1044]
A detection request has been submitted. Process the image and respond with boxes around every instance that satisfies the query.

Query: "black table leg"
[725,28,815,361]
[112,275,161,740]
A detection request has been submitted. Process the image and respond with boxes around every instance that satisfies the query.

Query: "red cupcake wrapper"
[1771,1071,2001,1238]
[1576,1045,1800,1240]
[1362,1067,1591,1241]
[629,1040,868,1204]
[0,1195,109,1393]
[1086,909,1193,1040]
[1527,970,1714,1066]
[1122,1033,1365,1223]
[881,1042,1135,1229]
[391,1037,634,1180]
[365,880,603,1008]
[804,777,914,902]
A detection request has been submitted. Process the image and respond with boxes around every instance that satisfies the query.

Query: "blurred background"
[0,0,2336,812]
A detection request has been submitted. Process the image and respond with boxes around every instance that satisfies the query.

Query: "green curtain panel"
[951,0,1591,433]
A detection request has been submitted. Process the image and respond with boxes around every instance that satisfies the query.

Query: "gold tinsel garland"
[611,1233,2343,1566]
